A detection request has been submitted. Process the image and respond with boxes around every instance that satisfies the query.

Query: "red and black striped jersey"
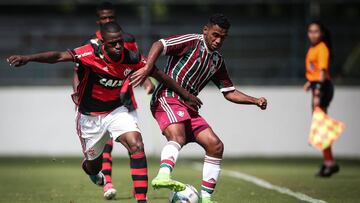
[151,34,235,105]
[73,30,140,112]
[69,40,146,115]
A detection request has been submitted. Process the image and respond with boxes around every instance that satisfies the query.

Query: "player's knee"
[207,138,224,157]
[168,135,186,147]
[128,140,144,155]
[214,140,224,155]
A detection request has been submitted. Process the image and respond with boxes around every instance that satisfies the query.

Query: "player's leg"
[76,112,109,186]
[107,108,148,203]
[101,140,116,199]
[152,123,188,191]
[195,128,223,203]
[117,131,148,203]
[151,97,192,191]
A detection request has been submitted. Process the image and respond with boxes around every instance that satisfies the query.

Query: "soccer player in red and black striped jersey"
[7,22,201,203]
[71,2,155,199]
[130,14,267,203]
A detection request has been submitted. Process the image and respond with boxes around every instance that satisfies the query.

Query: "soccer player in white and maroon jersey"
[7,22,202,203]
[130,14,267,203]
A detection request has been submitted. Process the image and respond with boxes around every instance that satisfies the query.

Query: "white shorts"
[75,106,140,160]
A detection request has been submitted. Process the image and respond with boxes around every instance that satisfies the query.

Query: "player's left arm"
[223,90,267,110]
[212,61,267,110]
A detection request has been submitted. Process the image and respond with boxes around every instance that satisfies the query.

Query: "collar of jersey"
[101,45,124,65]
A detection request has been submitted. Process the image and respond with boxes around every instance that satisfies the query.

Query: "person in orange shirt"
[303,21,339,177]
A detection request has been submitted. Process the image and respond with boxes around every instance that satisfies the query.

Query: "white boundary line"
[193,163,327,203]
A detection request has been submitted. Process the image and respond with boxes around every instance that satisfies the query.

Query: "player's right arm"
[7,51,73,67]
[130,34,199,87]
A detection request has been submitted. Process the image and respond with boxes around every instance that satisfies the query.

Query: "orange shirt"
[305,42,331,82]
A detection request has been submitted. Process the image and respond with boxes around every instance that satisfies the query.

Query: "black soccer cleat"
[316,163,340,177]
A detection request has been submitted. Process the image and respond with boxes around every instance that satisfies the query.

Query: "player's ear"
[203,25,209,35]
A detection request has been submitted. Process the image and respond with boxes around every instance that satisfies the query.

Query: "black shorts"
[310,80,334,108]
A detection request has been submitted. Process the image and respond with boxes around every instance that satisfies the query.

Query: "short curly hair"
[208,13,231,30]
[96,2,116,16]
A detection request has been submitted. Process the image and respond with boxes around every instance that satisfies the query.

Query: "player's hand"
[184,93,203,111]
[130,65,152,87]
[303,81,311,92]
[256,97,267,110]
[7,55,30,67]
[143,78,155,95]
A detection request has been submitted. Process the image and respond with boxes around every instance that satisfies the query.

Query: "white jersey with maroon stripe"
[151,34,235,105]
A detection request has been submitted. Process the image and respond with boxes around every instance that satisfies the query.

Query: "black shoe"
[316,163,340,177]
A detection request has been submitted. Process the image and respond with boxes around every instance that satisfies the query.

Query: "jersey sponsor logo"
[124,68,132,77]
[76,51,92,58]
[99,78,124,87]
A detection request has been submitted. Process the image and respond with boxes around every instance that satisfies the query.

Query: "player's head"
[307,20,332,56]
[96,2,116,26]
[203,13,231,51]
[101,22,124,60]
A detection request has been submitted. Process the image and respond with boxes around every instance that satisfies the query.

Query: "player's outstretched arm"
[223,90,267,110]
[130,41,163,87]
[151,68,202,110]
[7,51,73,67]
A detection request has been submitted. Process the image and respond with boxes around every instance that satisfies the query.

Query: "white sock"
[201,155,222,198]
[158,141,181,175]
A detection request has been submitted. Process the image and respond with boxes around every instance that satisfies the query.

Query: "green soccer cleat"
[199,197,218,203]
[151,173,186,192]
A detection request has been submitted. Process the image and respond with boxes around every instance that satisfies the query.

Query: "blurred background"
[0,0,359,157]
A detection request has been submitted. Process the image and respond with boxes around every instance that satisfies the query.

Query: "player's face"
[308,23,322,45]
[96,10,116,26]
[103,31,124,61]
[203,24,228,51]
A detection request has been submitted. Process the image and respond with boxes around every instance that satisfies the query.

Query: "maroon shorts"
[151,97,210,141]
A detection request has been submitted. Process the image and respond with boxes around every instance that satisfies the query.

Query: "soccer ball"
[169,184,199,203]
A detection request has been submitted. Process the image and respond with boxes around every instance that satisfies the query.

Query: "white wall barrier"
[0,86,359,157]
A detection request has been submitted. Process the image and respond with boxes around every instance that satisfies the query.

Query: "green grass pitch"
[0,157,359,203]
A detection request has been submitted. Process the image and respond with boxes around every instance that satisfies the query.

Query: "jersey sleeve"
[124,33,139,52]
[211,60,236,93]
[68,44,95,67]
[159,34,200,56]
[318,44,330,70]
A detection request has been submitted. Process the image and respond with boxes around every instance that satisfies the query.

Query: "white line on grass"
[193,163,327,203]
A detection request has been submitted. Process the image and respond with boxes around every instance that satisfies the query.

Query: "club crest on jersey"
[99,78,124,87]
[210,54,220,74]
[124,68,132,77]
[177,111,185,117]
